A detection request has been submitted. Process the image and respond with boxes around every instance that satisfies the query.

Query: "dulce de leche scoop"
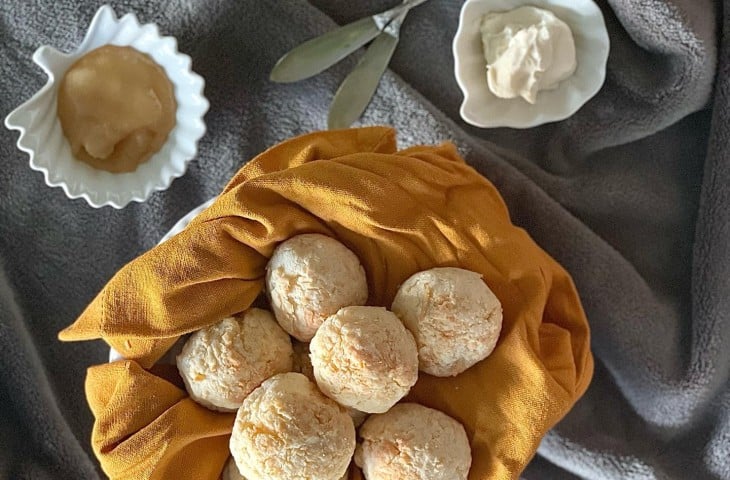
[57,45,177,173]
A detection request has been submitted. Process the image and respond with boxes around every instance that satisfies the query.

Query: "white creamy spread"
[480,6,577,104]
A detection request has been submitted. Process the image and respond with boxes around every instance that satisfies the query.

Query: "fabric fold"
[86,361,234,480]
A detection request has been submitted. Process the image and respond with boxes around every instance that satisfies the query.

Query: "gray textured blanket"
[0,0,727,479]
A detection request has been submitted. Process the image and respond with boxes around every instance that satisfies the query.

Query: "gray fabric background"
[0,0,727,479]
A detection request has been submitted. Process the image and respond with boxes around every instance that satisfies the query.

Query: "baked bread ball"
[176,308,293,412]
[230,372,355,480]
[292,340,367,427]
[391,267,502,377]
[222,454,350,480]
[266,234,368,341]
[355,403,472,480]
[310,306,418,413]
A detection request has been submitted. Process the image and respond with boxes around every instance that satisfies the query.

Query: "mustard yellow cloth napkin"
[60,127,593,480]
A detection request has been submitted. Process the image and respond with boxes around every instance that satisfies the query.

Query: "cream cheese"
[480,6,577,104]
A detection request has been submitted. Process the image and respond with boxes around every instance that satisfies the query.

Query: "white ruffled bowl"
[4,5,209,208]
[453,0,610,129]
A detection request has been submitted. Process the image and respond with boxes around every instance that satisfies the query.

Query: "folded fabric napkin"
[59,127,593,480]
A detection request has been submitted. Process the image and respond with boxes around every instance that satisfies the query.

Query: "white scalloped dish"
[4,5,208,208]
[453,0,610,129]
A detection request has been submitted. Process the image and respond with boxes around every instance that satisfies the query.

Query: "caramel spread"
[57,45,176,173]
